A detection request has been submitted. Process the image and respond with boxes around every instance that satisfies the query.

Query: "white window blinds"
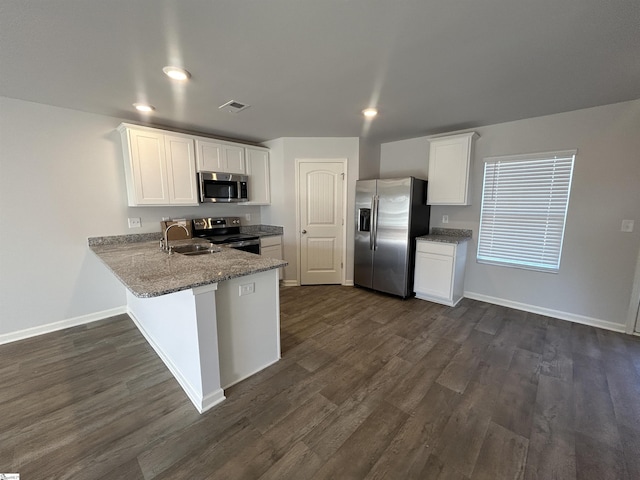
[477,150,575,273]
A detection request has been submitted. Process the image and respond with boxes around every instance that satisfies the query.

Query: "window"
[477,150,575,273]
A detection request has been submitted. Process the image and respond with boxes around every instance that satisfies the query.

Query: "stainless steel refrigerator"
[354,177,430,298]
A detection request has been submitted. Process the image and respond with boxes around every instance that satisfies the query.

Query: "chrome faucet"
[161,223,190,253]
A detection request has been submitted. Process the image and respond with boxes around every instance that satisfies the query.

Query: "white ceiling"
[1,0,639,144]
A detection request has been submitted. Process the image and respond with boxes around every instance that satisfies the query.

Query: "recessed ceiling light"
[162,66,191,81]
[362,108,378,118]
[133,103,155,113]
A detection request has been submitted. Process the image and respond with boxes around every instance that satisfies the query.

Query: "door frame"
[626,244,640,335]
[295,158,348,286]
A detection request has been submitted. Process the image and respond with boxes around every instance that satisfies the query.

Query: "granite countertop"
[251,231,282,238]
[89,238,287,298]
[417,227,473,245]
[240,225,283,238]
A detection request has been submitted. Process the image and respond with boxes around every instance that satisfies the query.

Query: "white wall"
[358,137,381,180]
[263,137,360,285]
[0,97,262,340]
[380,136,429,179]
[380,100,640,330]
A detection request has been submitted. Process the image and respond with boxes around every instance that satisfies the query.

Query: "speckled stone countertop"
[89,237,287,298]
[417,228,473,244]
[241,224,284,237]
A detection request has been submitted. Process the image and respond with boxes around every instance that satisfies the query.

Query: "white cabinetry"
[427,132,477,205]
[118,123,271,205]
[195,138,246,174]
[260,235,283,279]
[244,147,271,205]
[118,124,198,206]
[414,239,467,306]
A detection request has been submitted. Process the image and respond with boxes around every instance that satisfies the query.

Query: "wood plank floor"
[2,285,639,479]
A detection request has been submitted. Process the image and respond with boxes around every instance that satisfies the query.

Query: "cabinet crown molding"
[426,131,479,142]
[117,122,267,149]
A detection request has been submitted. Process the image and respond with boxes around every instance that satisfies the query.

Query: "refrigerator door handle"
[372,194,379,250]
[369,196,375,250]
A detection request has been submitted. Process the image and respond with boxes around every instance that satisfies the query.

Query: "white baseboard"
[281,280,354,287]
[222,357,281,390]
[0,306,127,345]
[127,308,226,414]
[463,291,627,333]
[200,389,227,413]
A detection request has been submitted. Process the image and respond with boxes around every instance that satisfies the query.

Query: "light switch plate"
[621,219,634,232]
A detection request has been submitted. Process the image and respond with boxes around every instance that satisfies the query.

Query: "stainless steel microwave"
[198,172,248,203]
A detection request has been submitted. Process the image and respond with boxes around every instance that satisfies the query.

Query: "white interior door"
[298,160,345,285]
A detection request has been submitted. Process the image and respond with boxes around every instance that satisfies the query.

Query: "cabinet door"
[196,140,223,172]
[261,236,283,279]
[129,129,170,205]
[164,135,198,205]
[223,144,246,174]
[427,133,475,205]
[244,148,270,204]
[414,252,454,300]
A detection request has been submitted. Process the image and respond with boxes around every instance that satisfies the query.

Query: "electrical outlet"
[239,283,255,296]
[128,217,141,228]
[244,213,251,221]
[442,215,449,224]
[621,219,634,232]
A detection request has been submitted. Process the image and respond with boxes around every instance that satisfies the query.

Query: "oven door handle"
[222,240,260,247]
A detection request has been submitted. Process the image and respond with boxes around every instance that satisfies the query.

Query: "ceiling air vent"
[218,100,250,113]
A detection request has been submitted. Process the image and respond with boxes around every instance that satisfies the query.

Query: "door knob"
[301,230,307,234]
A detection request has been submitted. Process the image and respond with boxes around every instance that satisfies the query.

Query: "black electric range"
[192,217,260,253]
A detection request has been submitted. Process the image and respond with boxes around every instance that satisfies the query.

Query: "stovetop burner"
[191,216,259,245]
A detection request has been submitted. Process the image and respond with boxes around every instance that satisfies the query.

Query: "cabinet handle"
[301,230,307,234]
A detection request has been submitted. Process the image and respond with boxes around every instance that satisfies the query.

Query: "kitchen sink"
[171,244,221,255]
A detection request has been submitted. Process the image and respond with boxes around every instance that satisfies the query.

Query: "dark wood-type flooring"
[2,286,640,479]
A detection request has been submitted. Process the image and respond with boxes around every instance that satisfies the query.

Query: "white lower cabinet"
[414,239,467,306]
[260,236,283,280]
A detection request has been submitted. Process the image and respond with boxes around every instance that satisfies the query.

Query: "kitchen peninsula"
[89,234,287,413]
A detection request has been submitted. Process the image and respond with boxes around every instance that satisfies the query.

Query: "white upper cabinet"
[118,123,270,206]
[224,144,246,174]
[427,132,478,205]
[195,138,246,174]
[118,124,198,206]
[196,140,222,172]
[243,147,271,205]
